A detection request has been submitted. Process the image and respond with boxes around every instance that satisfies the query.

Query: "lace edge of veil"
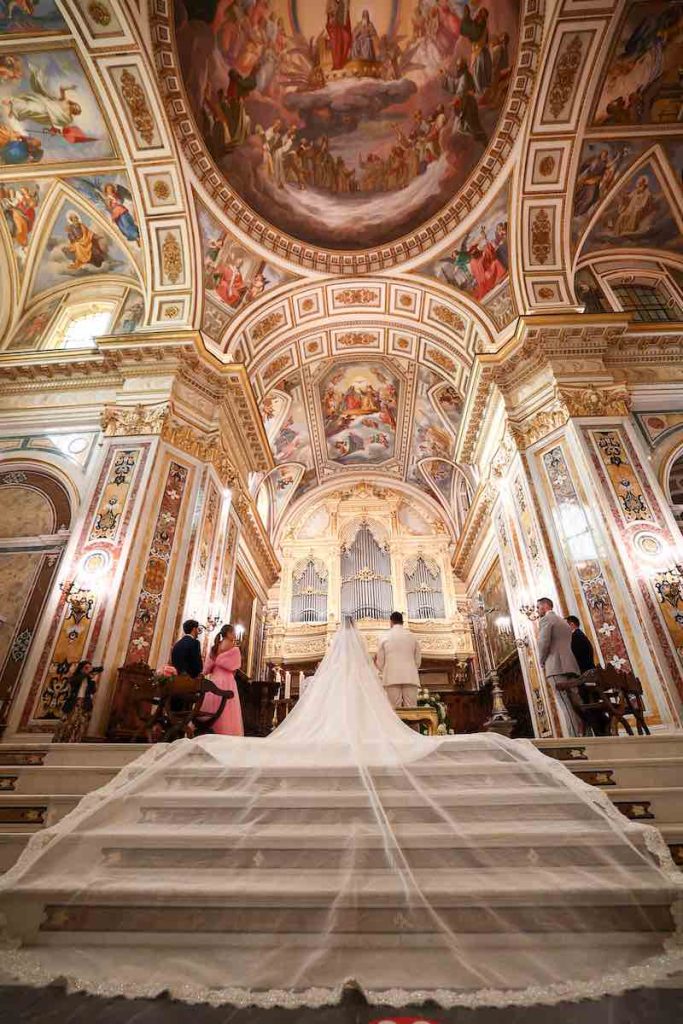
[0,946,682,1010]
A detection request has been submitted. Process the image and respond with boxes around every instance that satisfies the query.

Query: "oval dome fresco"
[174,0,520,251]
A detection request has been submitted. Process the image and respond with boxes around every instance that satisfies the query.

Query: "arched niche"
[0,465,73,735]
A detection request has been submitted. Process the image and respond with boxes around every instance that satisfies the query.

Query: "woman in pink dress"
[202,624,243,736]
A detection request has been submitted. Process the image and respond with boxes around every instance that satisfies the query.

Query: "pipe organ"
[341,524,393,621]
[291,558,328,623]
[404,556,445,620]
[266,484,473,668]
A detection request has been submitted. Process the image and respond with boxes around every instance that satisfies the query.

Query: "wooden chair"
[111,671,233,743]
[156,674,234,742]
[577,666,650,737]
[601,665,650,736]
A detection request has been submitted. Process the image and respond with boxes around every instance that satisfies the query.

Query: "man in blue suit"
[171,619,203,678]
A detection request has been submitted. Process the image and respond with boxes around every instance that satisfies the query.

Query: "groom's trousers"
[385,684,419,709]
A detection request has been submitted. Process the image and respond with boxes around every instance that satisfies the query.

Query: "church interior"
[0,0,683,1019]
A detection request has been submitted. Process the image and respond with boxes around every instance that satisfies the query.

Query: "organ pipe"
[291,559,328,623]
[341,524,393,620]
[404,556,445,620]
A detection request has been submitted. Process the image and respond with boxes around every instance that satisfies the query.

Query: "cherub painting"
[0,179,41,271]
[5,295,60,350]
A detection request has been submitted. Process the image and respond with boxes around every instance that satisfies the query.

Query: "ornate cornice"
[233,490,280,587]
[176,351,274,477]
[161,416,238,487]
[452,481,497,579]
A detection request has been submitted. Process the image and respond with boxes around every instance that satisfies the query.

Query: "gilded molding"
[452,481,496,578]
[101,403,168,437]
[556,383,631,419]
[509,409,568,450]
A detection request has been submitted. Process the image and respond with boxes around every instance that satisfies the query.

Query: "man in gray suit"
[536,597,582,735]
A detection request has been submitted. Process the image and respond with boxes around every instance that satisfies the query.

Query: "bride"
[0,618,681,1008]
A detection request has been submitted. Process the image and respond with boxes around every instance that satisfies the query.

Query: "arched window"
[291,559,328,623]
[48,302,116,350]
[341,523,393,621]
[404,555,445,620]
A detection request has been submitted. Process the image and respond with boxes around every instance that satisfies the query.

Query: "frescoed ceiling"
[0,0,682,543]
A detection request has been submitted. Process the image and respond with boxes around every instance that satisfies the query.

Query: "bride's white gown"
[1,621,681,1007]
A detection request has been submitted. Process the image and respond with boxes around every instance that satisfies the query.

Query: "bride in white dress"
[0,619,681,1008]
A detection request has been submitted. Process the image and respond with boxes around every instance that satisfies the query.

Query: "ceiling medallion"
[155,0,537,272]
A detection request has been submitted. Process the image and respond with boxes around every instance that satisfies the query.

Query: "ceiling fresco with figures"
[0,0,682,543]
[175,0,520,251]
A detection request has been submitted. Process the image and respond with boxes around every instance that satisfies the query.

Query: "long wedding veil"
[0,618,682,1008]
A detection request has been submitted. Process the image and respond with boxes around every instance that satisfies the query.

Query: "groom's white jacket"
[376,624,421,688]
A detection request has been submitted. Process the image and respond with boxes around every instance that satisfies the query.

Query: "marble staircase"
[0,734,681,874]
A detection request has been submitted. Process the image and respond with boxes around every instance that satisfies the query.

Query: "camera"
[91,665,104,674]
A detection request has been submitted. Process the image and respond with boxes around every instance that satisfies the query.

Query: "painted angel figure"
[7,64,96,144]
[74,178,140,245]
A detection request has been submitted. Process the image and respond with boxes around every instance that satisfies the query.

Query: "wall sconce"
[519,603,539,621]
[205,606,221,632]
[495,614,529,650]
[234,623,245,642]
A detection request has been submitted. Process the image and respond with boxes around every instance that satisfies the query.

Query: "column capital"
[101,402,169,437]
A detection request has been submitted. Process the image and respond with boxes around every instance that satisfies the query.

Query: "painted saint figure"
[613,175,656,236]
[326,0,352,70]
[63,210,105,269]
[351,10,380,62]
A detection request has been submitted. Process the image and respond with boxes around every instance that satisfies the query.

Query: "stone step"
[609,788,683,825]
[534,734,683,762]
[11,863,679,899]
[567,757,683,790]
[0,744,145,768]
[0,765,119,796]
[0,794,80,830]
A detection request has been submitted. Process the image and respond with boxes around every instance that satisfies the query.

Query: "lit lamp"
[234,624,245,643]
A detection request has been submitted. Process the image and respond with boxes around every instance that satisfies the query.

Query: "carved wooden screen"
[341,524,393,621]
[291,559,328,623]
[404,556,445,620]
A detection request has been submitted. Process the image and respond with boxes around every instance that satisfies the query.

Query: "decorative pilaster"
[470,317,683,731]
[18,442,152,733]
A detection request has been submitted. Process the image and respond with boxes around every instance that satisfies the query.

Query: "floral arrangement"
[417,685,452,735]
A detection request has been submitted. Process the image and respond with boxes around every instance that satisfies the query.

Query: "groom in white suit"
[376,611,422,709]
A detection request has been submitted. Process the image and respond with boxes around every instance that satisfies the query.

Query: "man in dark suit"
[566,616,595,673]
[566,615,607,736]
[171,619,203,678]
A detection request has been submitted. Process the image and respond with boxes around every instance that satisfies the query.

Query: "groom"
[376,611,422,709]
